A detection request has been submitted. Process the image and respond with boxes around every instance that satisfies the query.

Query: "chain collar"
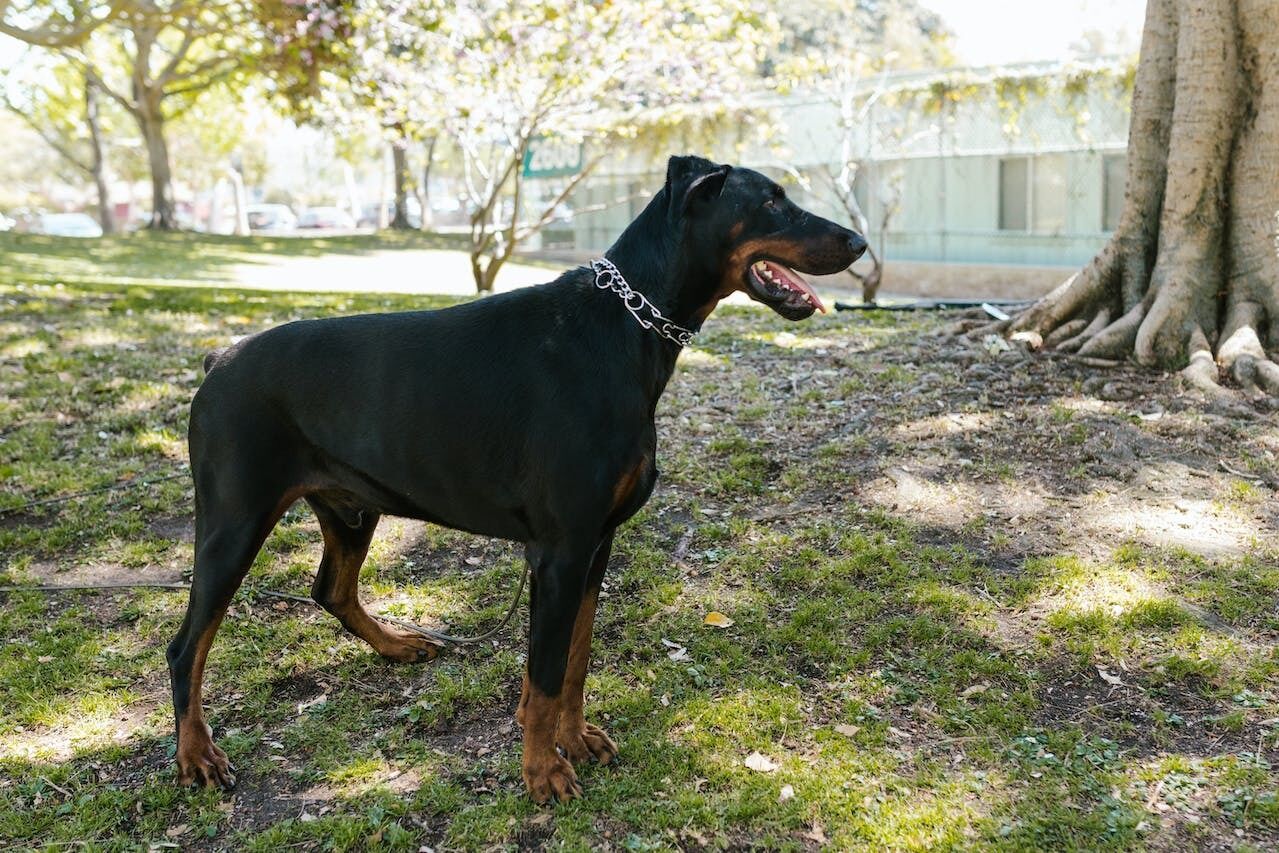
[590,257,695,347]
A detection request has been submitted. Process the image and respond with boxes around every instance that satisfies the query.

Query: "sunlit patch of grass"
[2,246,1277,847]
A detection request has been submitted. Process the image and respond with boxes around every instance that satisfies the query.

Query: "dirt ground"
[2,281,1277,849]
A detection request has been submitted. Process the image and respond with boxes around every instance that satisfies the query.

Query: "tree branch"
[0,1,116,47]
[3,99,91,174]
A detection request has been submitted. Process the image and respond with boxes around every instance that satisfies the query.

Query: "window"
[1103,154,1126,232]
[1033,154,1068,235]
[999,157,1029,231]
[1000,155,1068,234]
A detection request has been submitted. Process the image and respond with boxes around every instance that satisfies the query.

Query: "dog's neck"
[594,190,724,405]
[601,191,719,334]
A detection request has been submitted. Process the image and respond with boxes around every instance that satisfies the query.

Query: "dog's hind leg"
[167,479,293,790]
[308,497,440,663]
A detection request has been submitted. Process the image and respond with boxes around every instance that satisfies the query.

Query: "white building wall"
[545,62,1132,271]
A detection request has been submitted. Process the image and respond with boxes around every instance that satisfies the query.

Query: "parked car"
[357,199,421,229]
[31,212,103,238]
[246,203,297,233]
[297,206,356,230]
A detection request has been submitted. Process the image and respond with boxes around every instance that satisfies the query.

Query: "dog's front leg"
[555,529,618,766]
[519,540,595,804]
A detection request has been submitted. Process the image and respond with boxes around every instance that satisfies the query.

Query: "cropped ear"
[665,155,730,216]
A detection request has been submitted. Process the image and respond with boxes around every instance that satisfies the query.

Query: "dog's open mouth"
[745,259,826,319]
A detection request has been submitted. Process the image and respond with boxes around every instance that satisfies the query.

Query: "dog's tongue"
[763,261,826,313]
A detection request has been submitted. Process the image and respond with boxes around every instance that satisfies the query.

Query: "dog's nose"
[847,230,868,262]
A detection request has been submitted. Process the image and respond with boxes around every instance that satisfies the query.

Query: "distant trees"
[347,0,775,292]
[2,0,951,263]
[3,0,349,229]
[1,56,120,231]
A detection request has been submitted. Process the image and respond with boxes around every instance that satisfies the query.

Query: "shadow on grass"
[2,284,1278,847]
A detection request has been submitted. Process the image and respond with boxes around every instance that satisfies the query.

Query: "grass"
[1,232,1278,850]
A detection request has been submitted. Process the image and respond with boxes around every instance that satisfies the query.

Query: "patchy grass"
[2,235,1278,850]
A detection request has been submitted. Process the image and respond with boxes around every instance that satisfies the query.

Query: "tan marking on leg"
[610,455,650,514]
[517,670,530,729]
[313,513,440,663]
[520,684,580,804]
[175,615,235,789]
[555,587,617,765]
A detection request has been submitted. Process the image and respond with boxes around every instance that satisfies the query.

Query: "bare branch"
[2,98,92,174]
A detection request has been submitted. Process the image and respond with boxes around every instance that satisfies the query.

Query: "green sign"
[523,137,583,178]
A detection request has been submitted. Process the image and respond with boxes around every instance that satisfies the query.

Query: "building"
[537,60,1133,298]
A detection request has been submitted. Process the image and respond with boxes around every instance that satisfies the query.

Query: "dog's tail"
[202,347,227,375]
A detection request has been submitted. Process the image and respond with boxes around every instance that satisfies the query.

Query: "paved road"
[228,248,556,294]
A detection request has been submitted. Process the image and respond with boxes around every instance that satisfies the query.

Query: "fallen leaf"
[833,724,860,737]
[661,638,691,661]
[743,751,779,773]
[1096,666,1123,687]
[299,811,317,823]
[37,655,53,663]
[165,824,189,838]
[703,611,734,628]
[297,694,328,715]
[961,683,990,698]
[778,784,795,802]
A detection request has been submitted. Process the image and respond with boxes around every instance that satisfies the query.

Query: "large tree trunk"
[1005,0,1279,396]
[136,94,176,230]
[84,79,113,235]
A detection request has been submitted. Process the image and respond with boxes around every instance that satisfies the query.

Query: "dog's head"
[665,155,867,321]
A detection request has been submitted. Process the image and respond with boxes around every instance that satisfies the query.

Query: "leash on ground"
[0,571,529,647]
[0,470,190,516]
[0,469,529,646]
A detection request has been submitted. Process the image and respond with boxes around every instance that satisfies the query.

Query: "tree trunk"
[390,139,412,230]
[84,79,113,234]
[416,136,436,232]
[1005,0,1279,397]
[136,94,176,230]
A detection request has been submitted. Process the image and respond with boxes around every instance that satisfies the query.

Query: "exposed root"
[1181,327,1226,396]
[1057,308,1113,353]
[1077,303,1146,360]
[1009,246,1116,338]
[1217,302,1279,395]
[1042,317,1088,349]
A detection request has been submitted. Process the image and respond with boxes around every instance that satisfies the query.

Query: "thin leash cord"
[1,470,528,646]
[0,471,189,516]
[0,567,529,647]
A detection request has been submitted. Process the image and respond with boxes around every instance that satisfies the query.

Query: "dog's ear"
[666,155,730,216]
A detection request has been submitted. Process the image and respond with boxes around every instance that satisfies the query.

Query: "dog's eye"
[763,199,778,210]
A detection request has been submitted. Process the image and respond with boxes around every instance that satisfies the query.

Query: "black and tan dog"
[168,155,866,802]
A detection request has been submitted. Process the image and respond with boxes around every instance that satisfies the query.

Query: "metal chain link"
[590,257,695,347]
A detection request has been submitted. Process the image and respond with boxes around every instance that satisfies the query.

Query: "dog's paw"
[176,736,236,791]
[375,628,442,664]
[523,752,582,804]
[559,722,618,766]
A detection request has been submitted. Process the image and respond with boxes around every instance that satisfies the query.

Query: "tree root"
[1217,302,1279,395]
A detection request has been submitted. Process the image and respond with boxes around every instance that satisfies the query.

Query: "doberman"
[168,155,866,803]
